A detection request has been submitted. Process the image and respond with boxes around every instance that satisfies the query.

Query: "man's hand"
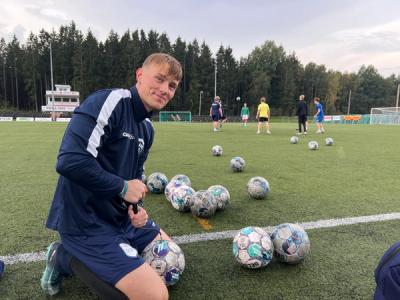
[128,205,149,228]
[123,179,147,204]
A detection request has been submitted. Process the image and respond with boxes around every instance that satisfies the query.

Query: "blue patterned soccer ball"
[190,190,217,218]
[230,156,246,172]
[207,185,230,210]
[142,240,185,286]
[147,172,169,194]
[247,177,270,199]
[171,185,195,212]
[212,145,223,156]
[308,141,319,150]
[325,137,334,146]
[290,136,299,144]
[165,180,186,202]
[170,174,192,187]
[270,223,310,264]
[233,226,274,269]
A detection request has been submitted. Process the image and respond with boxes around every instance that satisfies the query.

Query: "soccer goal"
[159,111,192,122]
[370,107,400,125]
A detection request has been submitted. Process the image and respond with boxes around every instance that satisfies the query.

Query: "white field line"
[1,212,400,265]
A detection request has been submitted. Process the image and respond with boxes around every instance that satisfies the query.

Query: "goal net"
[159,111,192,122]
[370,107,400,125]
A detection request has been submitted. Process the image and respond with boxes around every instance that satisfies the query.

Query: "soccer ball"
[190,190,217,218]
[212,145,223,156]
[325,137,334,146]
[142,239,185,286]
[164,180,186,202]
[147,172,169,194]
[207,185,230,210]
[171,185,195,212]
[236,96,241,101]
[170,174,191,187]
[290,136,299,144]
[230,156,245,172]
[247,177,270,199]
[308,141,319,150]
[232,226,274,269]
[270,223,310,264]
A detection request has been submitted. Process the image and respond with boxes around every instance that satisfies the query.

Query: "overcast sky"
[1,0,400,77]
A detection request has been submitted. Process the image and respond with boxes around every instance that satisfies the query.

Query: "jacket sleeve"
[55,101,124,198]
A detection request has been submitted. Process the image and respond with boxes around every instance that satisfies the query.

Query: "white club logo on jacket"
[122,132,145,153]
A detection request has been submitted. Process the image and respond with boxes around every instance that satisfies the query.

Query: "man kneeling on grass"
[41,53,182,300]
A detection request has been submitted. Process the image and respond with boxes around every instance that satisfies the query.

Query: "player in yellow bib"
[256,96,271,134]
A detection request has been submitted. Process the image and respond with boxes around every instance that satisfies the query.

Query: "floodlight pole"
[199,90,203,116]
[2,58,6,108]
[214,60,217,97]
[347,89,352,115]
[396,83,400,111]
[50,42,55,121]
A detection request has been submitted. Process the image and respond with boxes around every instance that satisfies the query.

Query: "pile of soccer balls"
[146,172,230,219]
[233,223,310,268]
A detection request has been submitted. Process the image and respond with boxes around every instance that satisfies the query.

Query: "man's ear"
[136,68,143,83]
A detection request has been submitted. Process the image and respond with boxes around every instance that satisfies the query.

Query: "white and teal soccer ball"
[207,185,230,211]
[308,141,319,150]
[270,223,310,264]
[247,177,270,199]
[290,136,299,144]
[325,137,334,146]
[147,172,168,194]
[164,180,185,202]
[170,174,191,187]
[212,145,223,156]
[190,190,217,218]
[142,239,185,286]
[233,226,274,269]
[171,185,195,212]
[230,156,246,172]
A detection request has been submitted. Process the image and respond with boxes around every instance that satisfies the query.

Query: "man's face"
[136,63,180,111]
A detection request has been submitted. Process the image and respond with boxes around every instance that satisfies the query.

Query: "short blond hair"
[142,53,182,81]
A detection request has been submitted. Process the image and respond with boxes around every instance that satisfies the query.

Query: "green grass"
[0,121,399,299]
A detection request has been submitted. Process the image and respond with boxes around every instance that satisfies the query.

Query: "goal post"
[370,107,400,125]
[159,111,192,122]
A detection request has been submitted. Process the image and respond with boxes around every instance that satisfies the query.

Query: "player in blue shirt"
[210,96,222,132]
[40,53,182,300]
[313,97,325,133]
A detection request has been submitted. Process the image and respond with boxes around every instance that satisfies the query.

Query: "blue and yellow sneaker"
[40,241,64,295]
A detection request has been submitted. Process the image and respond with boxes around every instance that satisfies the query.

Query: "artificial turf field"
[0,121,399,299]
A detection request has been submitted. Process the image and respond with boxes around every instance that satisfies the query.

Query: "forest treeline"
[0,22,399,116]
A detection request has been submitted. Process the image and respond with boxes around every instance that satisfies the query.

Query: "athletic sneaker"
[267,130,271,134]
[316,130,322,134]
[213,128,219,132]
[41,241,64,296]
[296,132,302,135]
[304,131,308,135]
[256,131,260,134]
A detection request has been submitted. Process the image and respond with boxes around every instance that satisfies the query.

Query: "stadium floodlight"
[199,91,203,116]
[370,107,400,125]
[50,43,55,121]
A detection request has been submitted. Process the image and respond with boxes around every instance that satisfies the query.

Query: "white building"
[41,84,80,112]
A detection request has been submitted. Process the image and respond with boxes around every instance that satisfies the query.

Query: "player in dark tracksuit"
[41,53,182,300]
[296,95,308,134]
